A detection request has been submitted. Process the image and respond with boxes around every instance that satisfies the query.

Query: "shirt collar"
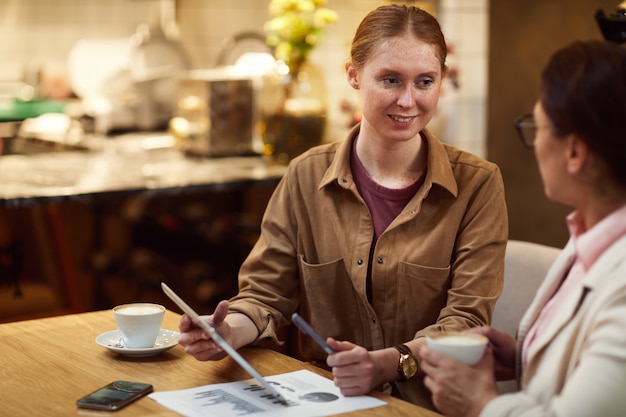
[567,204,626,270]
[320,124,458,197]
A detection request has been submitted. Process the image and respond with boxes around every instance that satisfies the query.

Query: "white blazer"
[482,234,626,417]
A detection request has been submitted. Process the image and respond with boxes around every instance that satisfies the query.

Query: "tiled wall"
[0,0,153,79]
[0,0,488,156]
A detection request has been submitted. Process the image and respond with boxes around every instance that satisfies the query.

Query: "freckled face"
[347,33,443,143]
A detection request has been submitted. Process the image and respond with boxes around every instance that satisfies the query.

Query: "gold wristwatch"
[394,344,418,381]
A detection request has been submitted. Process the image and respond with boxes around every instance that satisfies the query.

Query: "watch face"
[402,356,418,378]
[395,344,418,380]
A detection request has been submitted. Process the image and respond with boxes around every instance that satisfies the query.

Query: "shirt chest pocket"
[297,255,365,342]
[395,262,451,322]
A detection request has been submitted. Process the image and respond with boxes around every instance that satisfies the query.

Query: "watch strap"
[394,344,411,356]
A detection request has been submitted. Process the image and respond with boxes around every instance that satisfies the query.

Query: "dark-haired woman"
[421,40,626,417]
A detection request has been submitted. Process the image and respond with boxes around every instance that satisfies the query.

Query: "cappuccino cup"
[113,303,166,348]
[425,331,488,365]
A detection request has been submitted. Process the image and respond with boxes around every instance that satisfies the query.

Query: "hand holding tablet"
[161,282,287,403]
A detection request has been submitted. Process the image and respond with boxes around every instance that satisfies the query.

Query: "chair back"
[493,240,561,336]
[492,239,561,393]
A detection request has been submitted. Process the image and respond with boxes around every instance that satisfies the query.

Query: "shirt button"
[341,178,348,184]
[357,259,364,265]
[371,317,377,323]
[377,257,383,264]
[410,209,417,215]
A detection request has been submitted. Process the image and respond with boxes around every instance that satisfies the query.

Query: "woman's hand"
[326,339,389,396]
[177,300,232,361]
[420,345,499,417]
[469,326,517,381]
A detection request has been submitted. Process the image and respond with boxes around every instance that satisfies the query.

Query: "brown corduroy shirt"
[229,125,508,408]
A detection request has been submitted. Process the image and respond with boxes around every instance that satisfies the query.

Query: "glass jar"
[260,60,327,164]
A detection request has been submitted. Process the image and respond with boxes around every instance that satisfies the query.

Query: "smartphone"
[291,312,336,355]
[77,381,153,411]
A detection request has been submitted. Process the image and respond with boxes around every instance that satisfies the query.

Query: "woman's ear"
[565,135,588,175]
[345,61,359,90]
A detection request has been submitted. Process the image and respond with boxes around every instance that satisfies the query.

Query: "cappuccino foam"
[436,335,485,346]
[116,305,163,315]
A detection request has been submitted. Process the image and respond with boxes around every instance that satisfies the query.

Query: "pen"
[291,312,336,355]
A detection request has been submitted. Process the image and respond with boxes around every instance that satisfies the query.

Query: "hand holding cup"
[425,331,488,365]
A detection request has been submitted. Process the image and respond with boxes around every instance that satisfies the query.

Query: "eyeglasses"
[514,114,537,149]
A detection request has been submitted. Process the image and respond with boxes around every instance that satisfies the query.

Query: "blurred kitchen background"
[0,0,620,321]
[0,0,486,153]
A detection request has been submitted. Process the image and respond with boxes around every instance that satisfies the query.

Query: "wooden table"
[0,310,443,417]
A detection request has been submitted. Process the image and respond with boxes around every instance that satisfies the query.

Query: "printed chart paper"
[149,369,386,417]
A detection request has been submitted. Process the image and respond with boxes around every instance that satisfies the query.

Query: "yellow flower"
[265,0,338,74]
[297,0,315,13]
[314,8,339,28]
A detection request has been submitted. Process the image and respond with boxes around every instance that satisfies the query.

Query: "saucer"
[96,329,179,357]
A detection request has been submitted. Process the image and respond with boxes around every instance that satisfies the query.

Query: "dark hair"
[349,4,447,71]
[541,40,626,187]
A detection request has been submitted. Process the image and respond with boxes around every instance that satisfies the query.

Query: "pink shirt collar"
[566,204,626,271]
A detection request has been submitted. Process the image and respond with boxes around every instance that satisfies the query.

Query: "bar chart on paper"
[149,370,386,417]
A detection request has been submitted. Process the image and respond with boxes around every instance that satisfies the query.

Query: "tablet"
[160,282,286,403]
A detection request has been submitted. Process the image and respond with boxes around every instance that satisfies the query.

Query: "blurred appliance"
[595,2,626,43]
[169,60,274,158]
[169,31,275,157]
[68,23,190,134]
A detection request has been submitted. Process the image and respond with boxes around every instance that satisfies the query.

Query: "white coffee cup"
[425,331,488,365]
[113,303,166,348]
